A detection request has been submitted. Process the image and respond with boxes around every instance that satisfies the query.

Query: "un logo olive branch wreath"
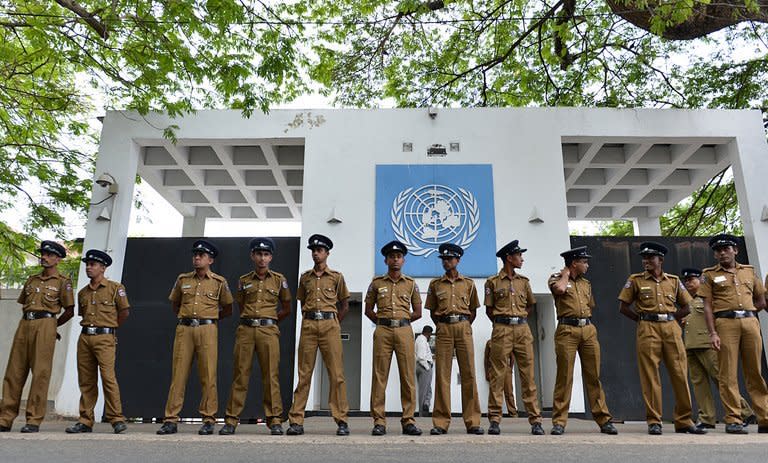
[390,185,480,257]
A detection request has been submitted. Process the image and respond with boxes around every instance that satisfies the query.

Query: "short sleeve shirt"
[548,273,594,318]
[296,268,350,313]
[425,274,480,317]
[236,270,291,319]
[18,271,75,314]
[169,270,233,319]
[77,279,130,328]
[618,271,691,314]
[365,274,421,320]
[698,264,764,312]
[484,270,536,317]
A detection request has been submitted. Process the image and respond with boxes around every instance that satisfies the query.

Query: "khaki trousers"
[0,317,57,427]
[687,347,753,425]
[162,324,218,423]
[636,320,693,427]
[76,333,125,427]
[551,324,611,427]
[370,324,417,427]
[225,324,282,427]
[488,323,541,424]
[432,321,481,430]
[503,363,517,416]
[716,317,768,426]
[289,318,348,425]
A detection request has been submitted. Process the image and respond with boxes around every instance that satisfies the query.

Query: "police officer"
[485,240,543,435]
[0,241,74,433]
[681,267,755,431]
[699,234,768,434]
[157,240,233,435]
[220,238,291,436]
[618,241,704,435]
[287,234,351,436]
[549,246,617,435]
[426,243,483,436]
[364,240,423,436]
[65,250,130,434]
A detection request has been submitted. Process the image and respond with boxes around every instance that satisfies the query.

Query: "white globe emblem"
[391,184,480,257]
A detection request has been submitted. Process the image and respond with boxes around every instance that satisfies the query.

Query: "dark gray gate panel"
[117,237,299,421]
[568,236,754,422]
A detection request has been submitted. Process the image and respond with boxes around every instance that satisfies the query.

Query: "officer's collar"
[384,272,405,283]
[642,270,668,281]
[712,262,741,273]
[37,269,61,280]
[88,278,108,289]
[440,272,465,282]
[498,269,521,280]
[193,269,214,279]
[251,269,273,280]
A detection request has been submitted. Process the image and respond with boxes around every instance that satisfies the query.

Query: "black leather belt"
[494,316,527,325]
[438,314,469,324]
[22,311,55,321]
[178,318,217,326]
[715,310,756,319]
[303,311,336,320]
[639,313,675,322]
[377,318,411,327]
[558,317,592,327]
[240,318,278,327]
[81,326,115,335]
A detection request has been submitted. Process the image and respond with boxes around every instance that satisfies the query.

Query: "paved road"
[1,418,764,462]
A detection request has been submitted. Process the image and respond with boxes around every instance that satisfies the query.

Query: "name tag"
[640,286,651,290]
[378,287,388,293]
[243,283,253,290]
[566,283,572,288]
[713,276,727,283]
[181,284,192,289]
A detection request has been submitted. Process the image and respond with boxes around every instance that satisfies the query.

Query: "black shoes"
[336,422,350,436]
[600,421,618,435]
[488,422,500,435]
[466,426,484,435]
[65,422,92,434]
[695,422,715,430]
[758,426,768,433]
[156,422,177,435]
[430,427,447,435]
[198,422,215,435]
[744,414,758,426]
[648,423,662,435]
[20,424,39,433]
[219,424,236,435]
[725,423,748,434]
[551,424,565,435]
[531,423,545,435]
[286,423,304,435]
[675,425,707,435]
[0,425,10,432]
[112,421,127,434]
[402,423,422,436]
[371,424,386,436]
[270,424,284,435]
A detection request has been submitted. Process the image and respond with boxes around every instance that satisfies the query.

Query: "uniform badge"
[118,288,126,297]
[713,275,726,283]
[281,280,289,289]
[65,283,72,291]
[623,280,632,289]
[181,284,192,289]
[414,283,420,293]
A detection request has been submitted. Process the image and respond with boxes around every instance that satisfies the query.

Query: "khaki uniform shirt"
[484,270,535,318]
[618,271,691,314]
[683,296,710,349]
[365,273,421,320]
[548,273,594,318]
[77,279,130,328]
[18,271,74,314]
[296,267,350,313]
[169,270,233,319]
[425,274,480,317]
[236,270,291,319]
[698,263,764,312]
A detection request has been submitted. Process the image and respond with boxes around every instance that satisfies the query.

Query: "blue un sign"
[375,164,497,277]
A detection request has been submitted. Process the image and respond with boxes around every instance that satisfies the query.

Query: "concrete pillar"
[728,113,768,353]
[182,215,206,237]
[632,217,662,236]
[54,114,141,417]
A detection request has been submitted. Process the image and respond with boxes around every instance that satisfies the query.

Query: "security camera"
[96,173,118,194]
[428,107,438,120]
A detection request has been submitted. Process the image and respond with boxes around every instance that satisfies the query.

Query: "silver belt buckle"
[24,312,34,320]
[389,319,400,327]
[86,327,97,335]
[448,315,460,323]
[734,310,746,317]
[577,319,587,327]
[309,312,322,320]
[190,318,200,327]
[510,317,520,324]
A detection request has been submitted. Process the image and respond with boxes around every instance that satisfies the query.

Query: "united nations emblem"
[390,184,480,257]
